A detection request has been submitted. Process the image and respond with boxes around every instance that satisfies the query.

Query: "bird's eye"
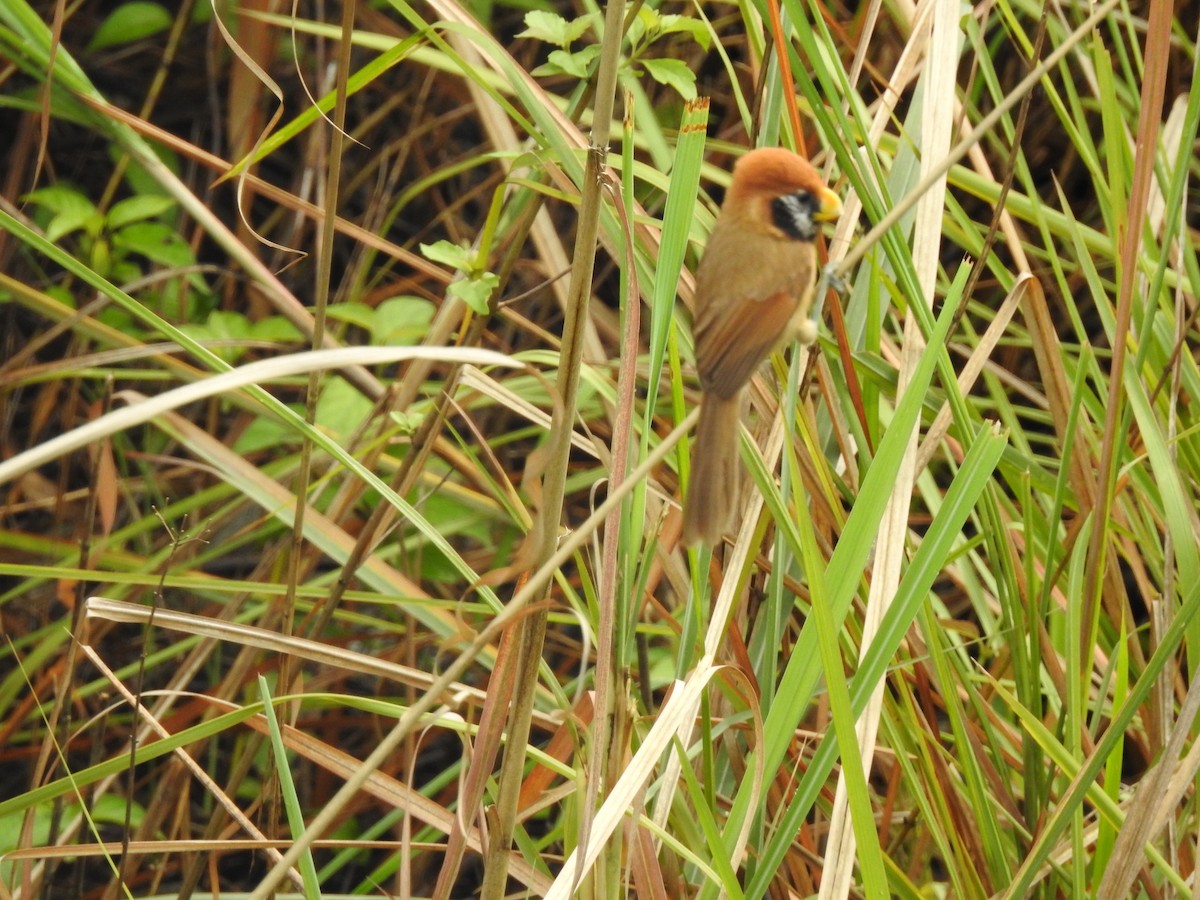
[770,192,817,240]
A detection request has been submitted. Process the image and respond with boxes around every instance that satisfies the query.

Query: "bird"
[680,147,842,548]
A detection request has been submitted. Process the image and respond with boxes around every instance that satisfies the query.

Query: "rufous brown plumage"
[681,147,842,547]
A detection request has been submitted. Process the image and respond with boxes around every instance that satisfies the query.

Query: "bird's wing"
[693,287,799,398]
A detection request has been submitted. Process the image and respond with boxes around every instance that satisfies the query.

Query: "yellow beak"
[814,186,843,222]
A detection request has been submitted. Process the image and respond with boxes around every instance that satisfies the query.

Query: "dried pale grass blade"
[823,0,934,272]
[713,664,766,873]
[1,838,401,862]
[432,623,522,900]
[1096,676,1200,898]
[644,407,789,865]
[545,664,717,899]
[628,804,671,900]
[915,273,1030,470]
[83,597,540,721]
[832,0,1123,281]
[517,690,595,812]
[459,364,599,457]
[821,0,960,894]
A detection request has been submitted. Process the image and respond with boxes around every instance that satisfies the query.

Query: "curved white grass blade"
[0,346,517,486]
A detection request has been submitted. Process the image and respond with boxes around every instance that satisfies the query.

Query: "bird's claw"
[820,264,848,295]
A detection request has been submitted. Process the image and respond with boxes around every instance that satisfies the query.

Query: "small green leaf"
[97,306,137,333]
[316,377,372,437]
[88,2,173,51]
[535,46,600,79]
[22,185,95,217]
[657,14,711,50]
[325,301,377,331]
[89,237,112,276]
[420,240,472,271]
[111,259,143,285]
[373,296,435,345]
[22,186,101,242]
[112,222,195,268]
[517,10,590,48]
[249,316,303,343]
[178,310,252,361]
[46,285,77,309]
[45,208,104,244]
[389,410,420,434]
[107,195,177,230]
[204,310,253,343]
[449,273,498,315]
[635,6,662,38]
[641,58,698,100]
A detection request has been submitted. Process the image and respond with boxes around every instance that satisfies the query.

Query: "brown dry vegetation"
[2,0,1200,898]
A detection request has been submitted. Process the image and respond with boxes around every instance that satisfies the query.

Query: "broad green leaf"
[23,185,101,241]
[516,10,590,48]
[249,316,304,343]
[449,272,498,315]
[373,296,435,345]
[657,14,712,50]
[22,184,94,216]
[315,377,373,438]
[111,221,195,268]
[535,46,599,79]
[87,1,173,51]
[419,239,472,270]
[641,58,697,100]
[325,301,377,331]
[107,194,176,229]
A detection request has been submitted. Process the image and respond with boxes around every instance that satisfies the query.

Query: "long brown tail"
[681,394,742,547]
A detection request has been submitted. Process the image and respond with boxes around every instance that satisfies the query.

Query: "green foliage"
[517,9,591,48]
[519,5,707,99]
[22,182,213,328]
[420,239,499,314]
[520,9,600,78]
[87,1,173,51]
[345,296,436,345]
[178,310,304,363]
